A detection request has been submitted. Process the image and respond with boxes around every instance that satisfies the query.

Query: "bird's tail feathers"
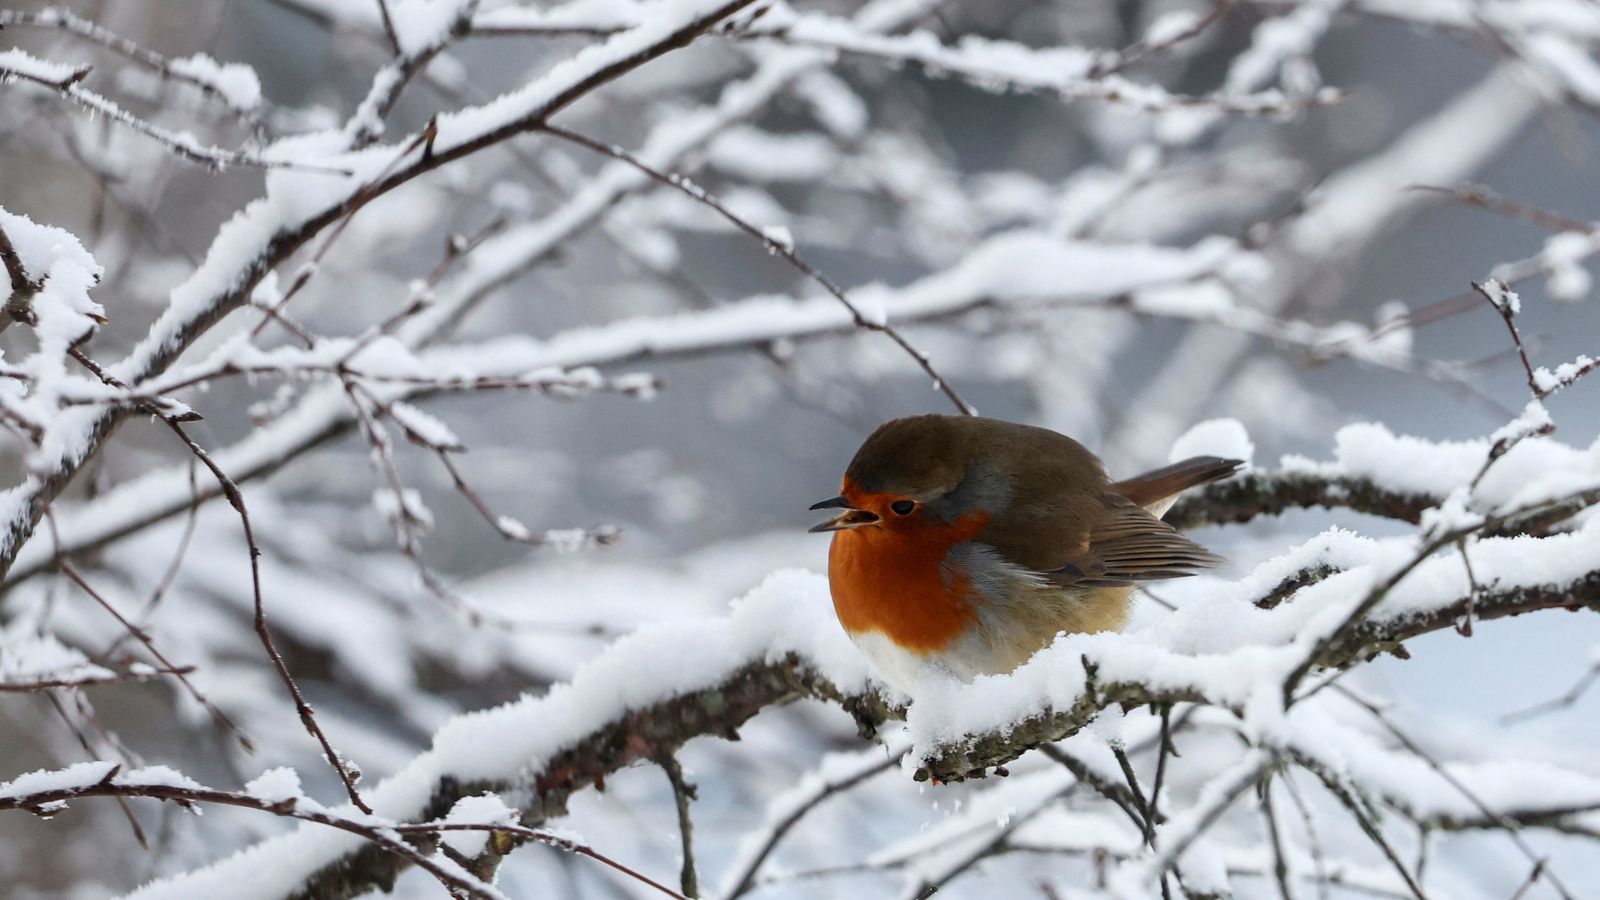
[1110,456,1244,516]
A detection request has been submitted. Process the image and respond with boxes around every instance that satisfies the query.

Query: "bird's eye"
[890,499,916,516]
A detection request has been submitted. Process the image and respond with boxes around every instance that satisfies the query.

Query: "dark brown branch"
[162,416,374,813]
[1165,471,1437,530]
[0,219,41,328]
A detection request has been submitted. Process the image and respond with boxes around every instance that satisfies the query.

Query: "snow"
[0,761,119,799]
[387,401,463,451]
[759,224,794,253]
[0,762,205,801]
[0,207,102,299]
[1478,276,1521,313]
[387,0,473,57]
[0,47,86,85]
[495,515,531,541]
[1144,10,1201,46]
[244,768,306,806]
[1535,354,1598,393]
[373,486,434,531]
[123,569,872,899]
[0,628,114,686]
[438,794,521,857]
[167,53,262,110]
[1542,230,1597,301]
[1169,418,1254,466]
[1278,421,1600,514]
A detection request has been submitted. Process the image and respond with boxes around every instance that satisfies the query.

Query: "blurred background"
[2,0,1598,896]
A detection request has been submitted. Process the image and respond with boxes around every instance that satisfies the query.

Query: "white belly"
[846,629,1002,696]
[847,630,950,696]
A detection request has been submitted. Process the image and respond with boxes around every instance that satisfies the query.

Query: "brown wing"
[1047,495,1224,588]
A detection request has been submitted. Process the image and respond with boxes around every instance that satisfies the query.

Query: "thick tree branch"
[173,563,1600,900]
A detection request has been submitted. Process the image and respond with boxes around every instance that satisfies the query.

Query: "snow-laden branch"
[0,48,306,172]
[0,0,757,579]
[1170,421,1600,535]
[1,230,1238,584]
[478,2,1339,114]
[0,8,263,118]
[0,761,684,900]
[116,493,1600,899]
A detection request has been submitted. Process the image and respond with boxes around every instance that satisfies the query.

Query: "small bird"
[809,414,1242,694]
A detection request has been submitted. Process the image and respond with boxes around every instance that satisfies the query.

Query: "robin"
[809,414,1242,694]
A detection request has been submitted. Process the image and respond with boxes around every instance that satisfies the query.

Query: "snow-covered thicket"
[2,0,1599,897]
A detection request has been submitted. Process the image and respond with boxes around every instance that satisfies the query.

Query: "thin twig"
[0,771,504,900]
[536,122,978,416]
[1333,686,1576,900]
[67,347,372,812]
[50,542,250,752]
[161,418,373,813]
[374,0,404,55]
[657,753,700,898]
[1260,775,1297,900]
[1301,766,1428,900]
[1501,660,1600,724]
[721,749,903,899]
[1410,184,1592,234]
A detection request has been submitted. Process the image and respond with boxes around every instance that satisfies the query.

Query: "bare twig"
[1410,184,1591,234]
[373,0,404,55]
[50,545,250,752]
[1301,765,1428,900]
[1332,686,1576,899]
[1260,775,1297,900]
[536,122,978,416]
[658,753,701,898]
[1501,659,1600,724]
[721,749,904,899]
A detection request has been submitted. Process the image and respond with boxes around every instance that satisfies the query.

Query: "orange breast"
[827,514,989,653]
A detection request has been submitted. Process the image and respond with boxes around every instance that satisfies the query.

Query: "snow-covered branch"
[112,493,1600,897]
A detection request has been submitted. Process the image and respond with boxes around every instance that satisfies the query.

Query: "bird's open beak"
[808,496,880,533]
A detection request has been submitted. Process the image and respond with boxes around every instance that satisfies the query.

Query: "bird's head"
[809,415,1009,537]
